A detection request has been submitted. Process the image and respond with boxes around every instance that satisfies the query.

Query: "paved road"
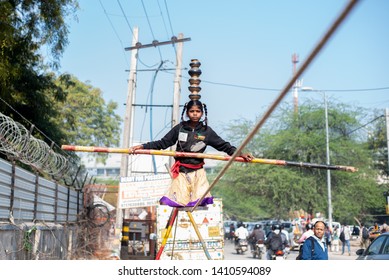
[223,239,359,260]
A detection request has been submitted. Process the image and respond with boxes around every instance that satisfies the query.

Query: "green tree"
[53,75,122,163]
[214,101,383,224]
[0,0,78,143]
[366,110,388,178]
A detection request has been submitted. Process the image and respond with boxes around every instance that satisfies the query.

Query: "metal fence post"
[66,186,70,223]
[9,160,16,216]
[33,172,39,221]
[54,182,58,223]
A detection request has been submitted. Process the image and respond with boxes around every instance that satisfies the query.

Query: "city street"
[223,238,359,260]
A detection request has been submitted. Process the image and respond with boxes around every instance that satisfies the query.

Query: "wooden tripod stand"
[155,206,213,260]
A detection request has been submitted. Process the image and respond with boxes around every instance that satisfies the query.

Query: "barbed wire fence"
[0,112,118,259]
[0,112,87,187]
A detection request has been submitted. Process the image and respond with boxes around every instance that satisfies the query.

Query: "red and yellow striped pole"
[155,207,178,260]
[62,144,358,172]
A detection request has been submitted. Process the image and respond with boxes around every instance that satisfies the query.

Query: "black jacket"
[142,121,237,173]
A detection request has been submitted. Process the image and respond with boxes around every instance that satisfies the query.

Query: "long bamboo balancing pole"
[61,145,357,172]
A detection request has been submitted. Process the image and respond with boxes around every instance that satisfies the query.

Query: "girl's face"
[186,105,203,122]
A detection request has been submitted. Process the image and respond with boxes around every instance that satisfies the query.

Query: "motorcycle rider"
[265,224,289,260]
[229,223,236,241]
[298,223,314,243]
[296,222,315,257]
[249,224,266,252]
[234,222,249,246]
[280,224,290,255]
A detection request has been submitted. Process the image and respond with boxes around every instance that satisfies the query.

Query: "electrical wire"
[323,87,389,92]
[116,0,134,37]
[162,70,389,96]
[343,114,384,137]
[141,0,163,61]
[137,54,161,68]
[149,61,165,173]
[157,0,171,40]
[163,0,175,37]
[154,119,173,140]
[99,0,129,68]
[162,0,177,55]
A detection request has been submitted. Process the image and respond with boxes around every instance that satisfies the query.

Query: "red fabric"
[170,160,205,178]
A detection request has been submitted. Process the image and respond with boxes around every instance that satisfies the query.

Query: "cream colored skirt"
[159,168,213,207]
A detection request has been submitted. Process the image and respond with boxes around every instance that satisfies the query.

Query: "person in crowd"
[130,99,253,207]
[248,224,266,252]
[234,222,249,246]
[300,220,328,260]
[360,223,370,249]
[352,225,360,237]
[331,225,340,252]
[265,224,289,260]
[298,223,314,243]
[280,224,291,254]
[324,225,332,252]
[280,224,290,243]
[380,221,388,233]
[229,223,236,241]
[341,224,351,256]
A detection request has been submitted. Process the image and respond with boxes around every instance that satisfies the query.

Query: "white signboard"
[156,199,224,260]
[118,174,171,208]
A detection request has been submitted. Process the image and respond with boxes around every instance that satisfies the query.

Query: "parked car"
[356,232,389,260]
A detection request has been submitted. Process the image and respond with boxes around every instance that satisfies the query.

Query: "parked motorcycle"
[235,238,248,254]
[253,239,265,259]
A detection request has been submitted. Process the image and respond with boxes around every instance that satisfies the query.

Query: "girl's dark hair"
[180,100,208,127]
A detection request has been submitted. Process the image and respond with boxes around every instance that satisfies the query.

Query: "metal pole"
[172,33,184,129]
[301,87,333,229]
[385,108,389,176]
[170,33,184,167]
[117,27,139,256]
[121,26,139,178]
[324,93,333,230]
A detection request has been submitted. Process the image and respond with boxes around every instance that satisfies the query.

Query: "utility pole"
[324,93,332,230]
[120,33,190,178]
[123,34,191,173]
[170,33,184,167]
[385,108,389,179]
[292,53,301,114]
[301,87,332,229]
[386,108,389,176]
[120,27,139,179]
[117,26,139,259]
[117,31,191,258]
[172,33,184,129]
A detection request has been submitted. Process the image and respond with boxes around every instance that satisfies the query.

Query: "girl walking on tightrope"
[129,100,253,207]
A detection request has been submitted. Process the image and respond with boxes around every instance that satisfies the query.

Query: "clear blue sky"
[59,0,389,145]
